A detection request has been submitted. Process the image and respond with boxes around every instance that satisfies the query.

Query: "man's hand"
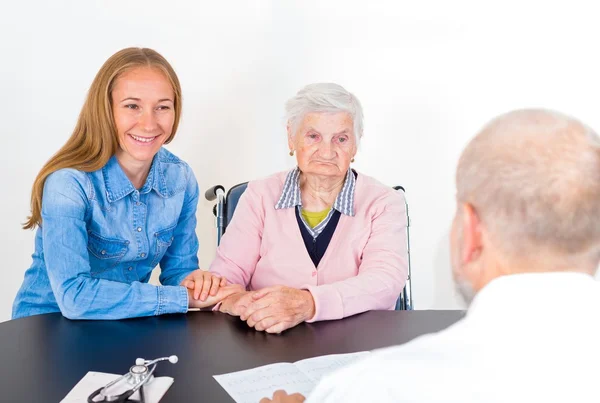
[181,269,227,302]
[218,291,255,316]
[187,284,244,309]
[240,286,316,334]
[260,390,306,403]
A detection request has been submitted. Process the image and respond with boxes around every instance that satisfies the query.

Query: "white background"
[1,0,599,321]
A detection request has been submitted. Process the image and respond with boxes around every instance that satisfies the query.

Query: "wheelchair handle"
[205,185,225,202]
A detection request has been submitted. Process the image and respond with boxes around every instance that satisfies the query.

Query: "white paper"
[294,352,370,383]
[214,352,369,403]
[61,371,174,403]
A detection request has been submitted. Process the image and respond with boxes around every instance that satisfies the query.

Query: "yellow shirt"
[301,208,331,228]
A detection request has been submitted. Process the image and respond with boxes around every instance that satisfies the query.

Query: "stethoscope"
[87,355,178,403]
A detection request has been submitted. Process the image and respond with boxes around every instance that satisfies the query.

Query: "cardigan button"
[312,271,317,277]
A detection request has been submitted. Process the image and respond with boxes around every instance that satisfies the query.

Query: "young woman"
[13,48,239,320]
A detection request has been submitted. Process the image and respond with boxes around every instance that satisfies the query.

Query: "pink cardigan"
[209,170,408,322]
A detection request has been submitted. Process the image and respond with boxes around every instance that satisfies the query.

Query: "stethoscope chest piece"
[128,364,153,386]
[87,355,177,403]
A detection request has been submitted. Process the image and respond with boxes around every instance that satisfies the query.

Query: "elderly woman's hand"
[240,286,316,333]
[218,291,255,316]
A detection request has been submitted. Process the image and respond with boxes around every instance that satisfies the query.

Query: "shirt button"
[137,227,142,232]
[140,253,146,258]
[128,267,133,271]
[136,202,141,206]
[101,250,106,255]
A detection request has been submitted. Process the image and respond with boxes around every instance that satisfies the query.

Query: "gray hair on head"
[285,83,364,144]
[456,109,600,267]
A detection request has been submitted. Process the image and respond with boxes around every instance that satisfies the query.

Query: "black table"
[1,310,464,402]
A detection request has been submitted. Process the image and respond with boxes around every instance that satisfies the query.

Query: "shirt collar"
[275,167,356,216]
[466,272,596,318]
[103,152,169,203]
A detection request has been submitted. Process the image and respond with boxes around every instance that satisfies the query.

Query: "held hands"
[181,269,227,302]
[260,390,306,403]
[181,269,244,309]
[187,284,245,309]
[239,285,316,334]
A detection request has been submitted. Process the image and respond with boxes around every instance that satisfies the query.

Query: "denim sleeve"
[42,170,188,320]
[159,166,200,286]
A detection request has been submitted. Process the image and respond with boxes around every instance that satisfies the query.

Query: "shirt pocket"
[87,231,129,275]
[151,225,176,268]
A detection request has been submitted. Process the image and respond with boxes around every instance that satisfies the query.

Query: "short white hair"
[285,83,364,144]
[457,109,600,265]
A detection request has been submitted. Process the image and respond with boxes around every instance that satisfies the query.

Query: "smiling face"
[111,67,175,168]
[289,112,357,178]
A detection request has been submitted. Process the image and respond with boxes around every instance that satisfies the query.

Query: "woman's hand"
[240,286,316,333]
[181,269,227,302]
[187,284,244,309]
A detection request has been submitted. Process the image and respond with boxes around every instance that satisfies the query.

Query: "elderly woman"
[210,83,408,333]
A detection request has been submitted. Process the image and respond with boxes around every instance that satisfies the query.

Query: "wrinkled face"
[450,208,477,305]
[112,67,175,166]
[289,112,357,179]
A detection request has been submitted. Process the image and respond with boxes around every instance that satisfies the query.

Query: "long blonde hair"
[24,47,182,230]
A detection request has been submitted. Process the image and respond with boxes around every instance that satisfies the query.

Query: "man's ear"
[461,203,483,265]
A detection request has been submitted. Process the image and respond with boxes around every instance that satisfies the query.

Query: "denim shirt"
[12,148,197,319]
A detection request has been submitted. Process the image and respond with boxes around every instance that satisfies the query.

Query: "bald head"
[456,109,600,269]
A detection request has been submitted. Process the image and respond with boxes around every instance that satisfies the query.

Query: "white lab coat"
[306,272,600,403]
